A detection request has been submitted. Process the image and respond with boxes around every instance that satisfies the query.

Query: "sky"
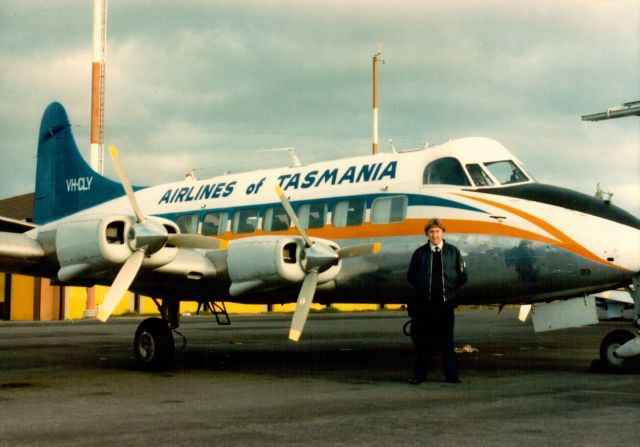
[1,0,638,215]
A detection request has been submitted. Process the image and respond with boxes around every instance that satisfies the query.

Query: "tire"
[133,317,175,371]
[599,330,635,373]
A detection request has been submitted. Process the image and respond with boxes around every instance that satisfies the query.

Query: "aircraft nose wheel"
[599,329,635,373]
[133,317,175,371]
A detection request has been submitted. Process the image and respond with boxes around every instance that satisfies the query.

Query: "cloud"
[0,0,638,216]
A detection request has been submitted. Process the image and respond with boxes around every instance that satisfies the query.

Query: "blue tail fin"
[34,102,125,224]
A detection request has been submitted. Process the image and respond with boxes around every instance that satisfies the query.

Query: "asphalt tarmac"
[1,308,638,446]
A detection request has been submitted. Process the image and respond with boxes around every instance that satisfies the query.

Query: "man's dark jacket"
[406,240,467,318]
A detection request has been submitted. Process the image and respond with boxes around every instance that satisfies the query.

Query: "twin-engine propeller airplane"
[1,102,639,371]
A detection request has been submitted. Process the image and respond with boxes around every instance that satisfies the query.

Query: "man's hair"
[424,218,446,233]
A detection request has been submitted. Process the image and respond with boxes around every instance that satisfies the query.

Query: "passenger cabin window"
[298,203,327,229]
[202,212,227,235]
[372,196,407,224]
[423,157,471,186]
[231,208,259,234]
[263,206,291,232]
[333,199,366,227]
[176,214,198,234]
[466,164,494,187]
[484,160,528,185]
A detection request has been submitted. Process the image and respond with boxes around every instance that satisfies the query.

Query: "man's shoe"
[445,377,461,384]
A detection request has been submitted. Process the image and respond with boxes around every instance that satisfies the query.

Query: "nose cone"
[478,183,640,230]
[476,182,640,273]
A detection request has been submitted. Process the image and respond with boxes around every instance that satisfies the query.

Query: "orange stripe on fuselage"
[212,209,622,270]
[454,193,619,269]
[217,219,559,250]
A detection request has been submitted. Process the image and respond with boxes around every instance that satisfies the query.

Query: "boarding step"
[196,300,231,325]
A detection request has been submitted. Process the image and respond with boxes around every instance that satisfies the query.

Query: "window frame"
[483,160,529,185]
[263,206,291,232]
[371,195,408,224]
[297,202,327,230]
[176,213,199,234]
[201,211,228,236]
[231,208,260,234]
[465,163,495,187]
[332,198,366,227]
[422,157,472,186]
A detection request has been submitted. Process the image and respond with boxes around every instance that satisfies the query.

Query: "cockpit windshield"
[465,164,494,187]
[484,160,528,185]
[422,157,472,186]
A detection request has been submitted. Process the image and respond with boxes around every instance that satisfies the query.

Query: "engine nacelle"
[55,214,179,282]
[227,236,341,296]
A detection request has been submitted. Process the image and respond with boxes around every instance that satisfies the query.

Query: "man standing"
[407,218,467,384]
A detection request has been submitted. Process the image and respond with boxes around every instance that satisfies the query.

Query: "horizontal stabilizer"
[0,216,37,233]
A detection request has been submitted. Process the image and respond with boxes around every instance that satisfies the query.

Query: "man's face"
[427,226,443,246]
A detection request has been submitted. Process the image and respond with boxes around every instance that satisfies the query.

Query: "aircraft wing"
[0,231,46,273]
[0,216,37,233]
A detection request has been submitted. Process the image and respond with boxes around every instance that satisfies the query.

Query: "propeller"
[275,186,381,341]
[97,145,226,322]
[275,185,313,248]
[97,250,145,322]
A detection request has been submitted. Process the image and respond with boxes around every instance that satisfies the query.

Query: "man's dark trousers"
[410,300,458,381]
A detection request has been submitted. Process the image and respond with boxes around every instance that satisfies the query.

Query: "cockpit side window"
[423,157,471,186]
[484,160,528,185]
[466,164,494,187]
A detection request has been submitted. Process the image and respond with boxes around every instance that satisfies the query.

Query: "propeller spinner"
[275,185,381,341]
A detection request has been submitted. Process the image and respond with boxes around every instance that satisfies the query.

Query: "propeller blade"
[289,269,319,342]
[167,234,228,250]
[275,185,314,248]
[337,242,381,259]
[109,145,146,223]
[97,250,145,322]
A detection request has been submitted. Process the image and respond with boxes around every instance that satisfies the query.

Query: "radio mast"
[85,0,108,318]
[90,0,108,174]
[372,52,384,155]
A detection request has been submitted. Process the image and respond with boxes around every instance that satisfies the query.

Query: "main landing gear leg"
[598,275,640,373]
[133,298,180,371]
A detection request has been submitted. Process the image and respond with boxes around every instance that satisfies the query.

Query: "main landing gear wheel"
[599,329,635,373]
[133,317,175,371]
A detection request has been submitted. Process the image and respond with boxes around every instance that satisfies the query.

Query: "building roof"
[0,192,34,221]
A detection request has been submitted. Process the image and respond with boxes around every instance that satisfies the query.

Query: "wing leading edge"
[0,231,45,274]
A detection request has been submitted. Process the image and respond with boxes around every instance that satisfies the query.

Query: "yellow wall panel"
[333,303,379,311]
[92,286,131,316]
[68,287,89,320]
[180,301,198,313]
[139,298,266,316]
[223,303,266,314]
[271,303,322,313]
[10,275,35,320]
